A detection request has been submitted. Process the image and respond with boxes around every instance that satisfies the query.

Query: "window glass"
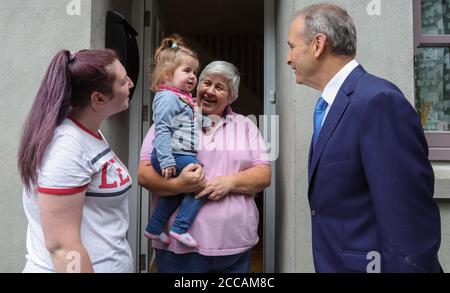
[421,0,450,35]
[415,47,450,131]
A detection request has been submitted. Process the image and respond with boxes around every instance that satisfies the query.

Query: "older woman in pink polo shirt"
[138,61,271,273]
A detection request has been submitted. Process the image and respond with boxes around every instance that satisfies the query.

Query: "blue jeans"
[146,149,206,235]
[155,249,253,273]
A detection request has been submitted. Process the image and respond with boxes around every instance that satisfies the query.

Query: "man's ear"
[312,33,327,58]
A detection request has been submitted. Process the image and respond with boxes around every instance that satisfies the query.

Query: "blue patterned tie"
[313,97,328,146]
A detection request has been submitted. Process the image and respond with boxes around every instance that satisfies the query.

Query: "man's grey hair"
[293,3,357,56]
[198,61,240,103]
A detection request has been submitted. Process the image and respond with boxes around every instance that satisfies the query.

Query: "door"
[128,0,163,273]
[129,0,276,273]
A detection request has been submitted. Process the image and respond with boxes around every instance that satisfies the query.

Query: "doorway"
[130,0,275,273]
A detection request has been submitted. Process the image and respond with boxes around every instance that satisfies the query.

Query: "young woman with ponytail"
[18,49,134,273]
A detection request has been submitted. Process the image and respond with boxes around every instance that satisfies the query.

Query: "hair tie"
[171,42,178,49]
[68,51,76,63]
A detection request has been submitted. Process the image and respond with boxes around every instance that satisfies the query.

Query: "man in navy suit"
[286,3,441,273]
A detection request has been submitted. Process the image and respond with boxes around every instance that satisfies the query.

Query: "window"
[414,0,450,160]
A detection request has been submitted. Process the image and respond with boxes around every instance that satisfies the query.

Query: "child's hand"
[162,166,176,180]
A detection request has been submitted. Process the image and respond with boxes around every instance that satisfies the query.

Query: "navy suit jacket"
[308,65,441,273]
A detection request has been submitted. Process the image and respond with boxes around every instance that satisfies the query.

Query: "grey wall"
[439,200,450,272]
[275,0,314,273]
[0,0,135,272]
[275,0,450,272]
[0,0,92,272]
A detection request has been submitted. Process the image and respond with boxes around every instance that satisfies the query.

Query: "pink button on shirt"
[140,107,269,256]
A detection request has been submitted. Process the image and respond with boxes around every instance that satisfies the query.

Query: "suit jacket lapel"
[308,92,350,183]
[308,65,366,184]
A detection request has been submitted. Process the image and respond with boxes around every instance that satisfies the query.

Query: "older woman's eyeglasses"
[200,79,229,94]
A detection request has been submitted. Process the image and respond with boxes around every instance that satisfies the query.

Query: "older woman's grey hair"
[198,61,241,103]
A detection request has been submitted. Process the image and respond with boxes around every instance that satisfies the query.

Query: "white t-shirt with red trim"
[22,118,133,273]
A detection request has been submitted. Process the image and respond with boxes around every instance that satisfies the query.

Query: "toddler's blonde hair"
[150,34,199,92]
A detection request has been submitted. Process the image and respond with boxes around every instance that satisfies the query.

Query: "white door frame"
[128,0,145,273]
[139,0,163,273]
[263,0,277,273]
[128,0,163,273]
[127,0,153,272]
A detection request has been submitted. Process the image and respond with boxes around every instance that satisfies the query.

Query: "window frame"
[413,0,450,160]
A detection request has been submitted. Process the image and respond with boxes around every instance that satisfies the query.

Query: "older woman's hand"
[177,163,207,193]
[195,175,235,201]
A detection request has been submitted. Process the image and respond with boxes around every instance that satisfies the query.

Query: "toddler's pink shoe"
[144,231,170,245]
[169,231,198,248]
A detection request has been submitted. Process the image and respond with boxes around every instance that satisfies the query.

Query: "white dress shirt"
[321,59,359,126]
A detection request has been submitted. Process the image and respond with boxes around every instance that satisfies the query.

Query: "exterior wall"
[275,0,450,272]
[439,201,450,271]
[0,0,135,272]
[275,0,314,273]
[0,0,92,272]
